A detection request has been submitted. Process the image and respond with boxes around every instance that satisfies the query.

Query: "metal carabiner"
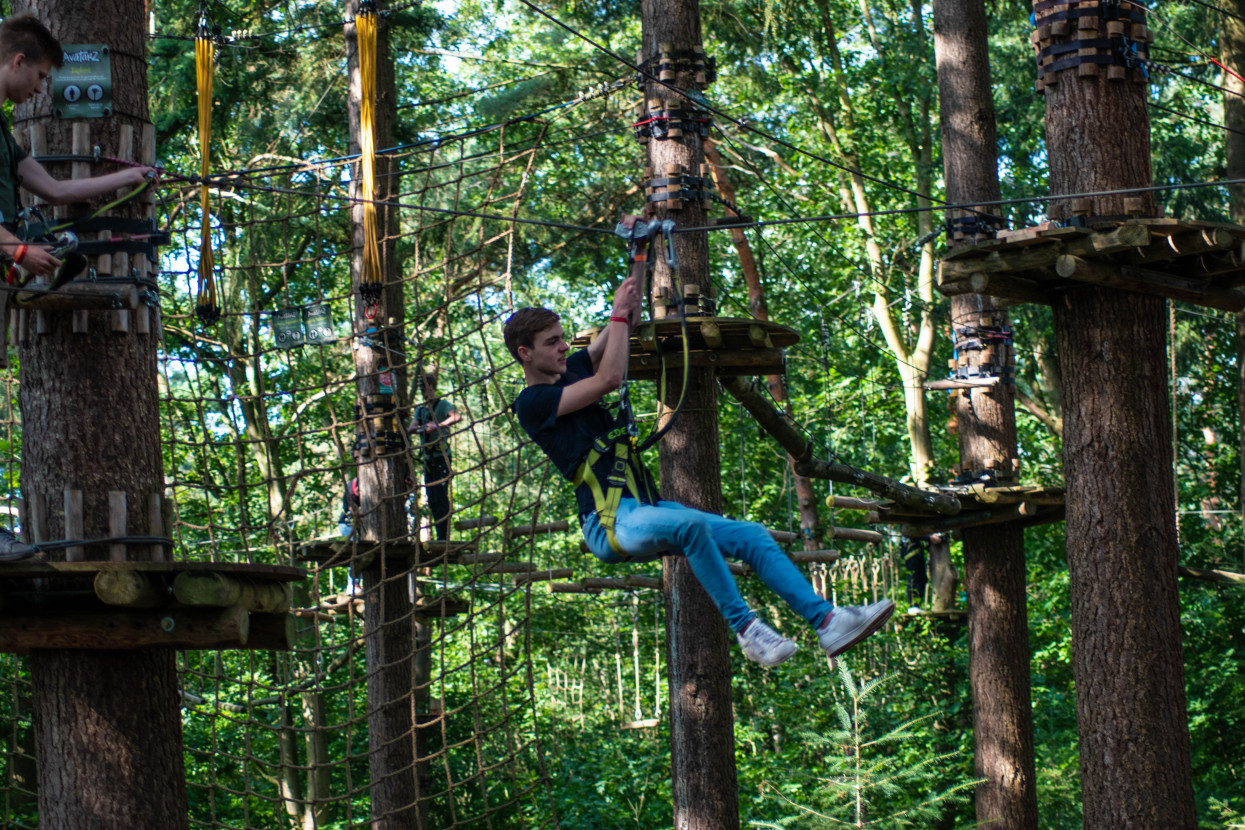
[659,220,677,271]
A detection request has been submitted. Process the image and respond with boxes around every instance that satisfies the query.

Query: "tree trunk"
[640,2,738,827]
[927,535,958,612]
[346,3,420,826]
[1040,7,1197,823]
[933,0,1038,826]
[12,0,187,825]
[1223,0,1245,561]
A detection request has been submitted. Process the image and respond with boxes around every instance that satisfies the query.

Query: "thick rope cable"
[195,27,220,325]
[356,5,383,306]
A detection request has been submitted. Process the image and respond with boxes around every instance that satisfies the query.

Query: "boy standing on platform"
[504,276,894,667]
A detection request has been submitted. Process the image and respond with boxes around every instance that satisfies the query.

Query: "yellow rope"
[195,31,219,323]
[356,8,382,302]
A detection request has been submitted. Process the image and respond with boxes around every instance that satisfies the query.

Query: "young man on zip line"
[504,220,893,667]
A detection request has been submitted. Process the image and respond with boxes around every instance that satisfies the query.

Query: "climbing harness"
[572,423,659,558]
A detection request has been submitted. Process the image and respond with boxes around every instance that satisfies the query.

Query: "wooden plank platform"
[573,316,799,380]
[831,484,1066,537]
[939,219,1245,312]
[0,561,305,653]
[298,538,478,569]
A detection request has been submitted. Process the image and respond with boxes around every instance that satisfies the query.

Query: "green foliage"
[750,663,977,829]
[3,0,1241,824]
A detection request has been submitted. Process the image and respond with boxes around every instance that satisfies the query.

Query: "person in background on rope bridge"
[338,478,360,540]
[0,15,154,279]
[408,371,461,541]
[504,272,894,668]
[900,533,937,613]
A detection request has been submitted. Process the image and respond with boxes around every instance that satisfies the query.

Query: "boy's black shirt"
[0,111,27,224]
[512,349,625,518]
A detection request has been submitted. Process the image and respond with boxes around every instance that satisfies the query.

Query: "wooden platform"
[834,485,1066,538]
[0,560,305,653]
[298,538,478,570]
[573,316,799,380]
[938,219,1245,312]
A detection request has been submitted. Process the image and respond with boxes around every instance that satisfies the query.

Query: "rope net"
[0,9,914,828]
[159,126,565,827]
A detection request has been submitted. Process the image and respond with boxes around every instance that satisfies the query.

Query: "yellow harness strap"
[573,437,648,558]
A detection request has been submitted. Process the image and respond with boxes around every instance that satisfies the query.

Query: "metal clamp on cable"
[612,215,662,256]
[51,230,78,258]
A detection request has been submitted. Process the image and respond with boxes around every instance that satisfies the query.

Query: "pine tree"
[755,663,978,829]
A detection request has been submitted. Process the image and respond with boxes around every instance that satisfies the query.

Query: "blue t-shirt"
[513,350,634,517]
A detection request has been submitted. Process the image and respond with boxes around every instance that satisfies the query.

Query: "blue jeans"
[582,498,834,633]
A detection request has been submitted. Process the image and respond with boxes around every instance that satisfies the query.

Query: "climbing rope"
[355,2,383,310]
[194,23,220,325]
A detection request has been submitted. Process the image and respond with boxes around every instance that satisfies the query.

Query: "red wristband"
[13,244,26,265]
[609,315,630,324]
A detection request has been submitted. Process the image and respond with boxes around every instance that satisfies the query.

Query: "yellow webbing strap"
[194,31,218,322]
[573,439,647,557]
[355,8,382,300]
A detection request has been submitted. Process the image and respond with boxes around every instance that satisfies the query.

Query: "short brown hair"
[0,14,63,68]
[503,307,559,360]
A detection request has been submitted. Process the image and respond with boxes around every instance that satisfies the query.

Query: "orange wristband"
[13,244,26,264]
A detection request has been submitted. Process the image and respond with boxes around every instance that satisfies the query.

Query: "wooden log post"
[13,0,187,825]
[934,0,1040,824]
[639,3,738,828]
[1039,0,1197,824]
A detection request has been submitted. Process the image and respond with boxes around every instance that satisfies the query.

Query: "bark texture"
[934,1,1038,824]
[934,6,1039,823]
[1052,288,1195,828]
[33,649,186,829]
[1041,5,1196,826]
[346,3,421,826]
[15,0,188,824]
[641,1,737,826]
[659,370,737,830]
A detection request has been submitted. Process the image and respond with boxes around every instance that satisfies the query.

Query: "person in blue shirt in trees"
[505,275,893,667]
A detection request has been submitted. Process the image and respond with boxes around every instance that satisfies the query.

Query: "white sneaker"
[816,599,895,659]
[737,618,799,667]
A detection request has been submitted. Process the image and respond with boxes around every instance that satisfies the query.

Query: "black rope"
[513,0,974,219]
[1149,100,1245,138]
[1151,60,1245,99]
[33,535,175,552]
